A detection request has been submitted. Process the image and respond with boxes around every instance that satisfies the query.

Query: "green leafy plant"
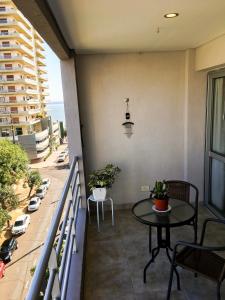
[88,164,121,191]
[0,205,11,230]
[0,140,29,186]
[151,181,168,200]
[27,170,42,197]
[0,185,19,210]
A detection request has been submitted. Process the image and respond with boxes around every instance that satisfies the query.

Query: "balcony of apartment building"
[0,30,32,48]
[0,42,34,57]
[0,64,36,76]
[35,38,44,51]
[0,86,38,94]
[0,17,32,37]
[37,56,46,67]
[12,1,225,300]
[36,47,45,58]
[0,54,34,66]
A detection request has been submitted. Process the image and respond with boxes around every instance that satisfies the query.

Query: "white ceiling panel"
[47,0,225,53]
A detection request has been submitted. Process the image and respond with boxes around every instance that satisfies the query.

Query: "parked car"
[36,185,47,199]
[0,260,5,278]
[11,215,30,235]
[61,149,68,157]
[0,238,18,262]
[28,197,41,212]
[57,153,66,162]
[42,178,50,189]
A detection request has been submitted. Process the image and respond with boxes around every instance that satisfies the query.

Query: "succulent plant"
[151,181,168,200]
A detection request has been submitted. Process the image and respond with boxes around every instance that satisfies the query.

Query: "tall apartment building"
[0,0,60,160]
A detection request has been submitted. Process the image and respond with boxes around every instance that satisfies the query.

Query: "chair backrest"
[165,180,199,210]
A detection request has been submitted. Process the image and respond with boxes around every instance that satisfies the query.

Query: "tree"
[0,206,11,230]
[27,170,42,197]
[0,140,29,185]
[0,185,19,210]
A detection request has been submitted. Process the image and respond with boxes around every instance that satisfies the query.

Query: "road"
[0,164,69,300]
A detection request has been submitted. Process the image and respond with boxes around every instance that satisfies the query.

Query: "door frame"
[205,68,225,219]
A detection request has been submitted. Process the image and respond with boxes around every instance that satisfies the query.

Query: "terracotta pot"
[155,198,169,211]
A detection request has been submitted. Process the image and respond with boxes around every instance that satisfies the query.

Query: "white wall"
[196,34,225,71]
[76,51,207,205]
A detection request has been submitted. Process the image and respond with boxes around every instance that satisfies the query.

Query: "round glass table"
[132,198,196,285]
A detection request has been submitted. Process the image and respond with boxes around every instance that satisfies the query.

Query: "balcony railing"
[0,88,38,94]
[26,157,81,300]
[0,55,34,66]
[35,128,49,141]
[0,44,34,57]
[0,66,35,75]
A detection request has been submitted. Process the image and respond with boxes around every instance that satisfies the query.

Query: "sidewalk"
[30,143,68,169]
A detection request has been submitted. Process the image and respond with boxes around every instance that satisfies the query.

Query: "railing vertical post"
[49,248,60,299]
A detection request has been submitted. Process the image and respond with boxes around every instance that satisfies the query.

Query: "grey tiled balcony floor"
[84,204,225,300]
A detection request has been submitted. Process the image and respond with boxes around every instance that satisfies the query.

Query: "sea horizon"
[46,101,65,124]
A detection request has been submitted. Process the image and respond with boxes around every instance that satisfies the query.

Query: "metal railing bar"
[70,168,79,196]
[26,157,78,300]
[71,170,79,196]
[73,191,81,228]
[43,269,56,300]
[60,234,75,300]
[56,199,72,257]
[58,217,74,284]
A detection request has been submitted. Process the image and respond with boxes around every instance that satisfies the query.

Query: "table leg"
[144,226,180,287]
[143,246,160,283]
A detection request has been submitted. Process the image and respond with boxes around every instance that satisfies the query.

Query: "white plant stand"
[87,189,114,231]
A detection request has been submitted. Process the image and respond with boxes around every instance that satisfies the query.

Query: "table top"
[132,198,195,228]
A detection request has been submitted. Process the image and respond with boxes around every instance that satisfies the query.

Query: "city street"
[0,164,69,300]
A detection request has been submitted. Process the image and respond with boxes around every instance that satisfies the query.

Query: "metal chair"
[167,218,225,300]
[149,180,199,252]
[87,194,114,232]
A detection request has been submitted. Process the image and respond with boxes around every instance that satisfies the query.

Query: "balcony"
[36,47,45,59]
[0,77,37,85]
[0,31,32,48]
[9,1,225,300]
[0,99,39,105]
[0,88,38,95]
[37,56,46,66]
[28,108,40,115]
[0,43,34,57]
[0,55,34,66]
[36,146,49,158]
[0,19,32,37]
[35,128,49,141]
[36,137,49,151]
[35,38,45,51]
[0,118,40,126]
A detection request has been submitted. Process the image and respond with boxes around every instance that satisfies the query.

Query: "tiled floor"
[84,204,225,300]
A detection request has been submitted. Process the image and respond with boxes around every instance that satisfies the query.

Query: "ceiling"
[47,0,225,54]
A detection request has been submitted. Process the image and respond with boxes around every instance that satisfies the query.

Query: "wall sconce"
[122,98,134,138]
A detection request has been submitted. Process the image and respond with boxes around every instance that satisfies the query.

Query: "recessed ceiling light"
[164,13,179,18]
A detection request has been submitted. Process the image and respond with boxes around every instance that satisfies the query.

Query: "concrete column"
[60,56,86,205]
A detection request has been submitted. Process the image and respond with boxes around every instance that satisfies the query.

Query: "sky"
[44,42,64,103]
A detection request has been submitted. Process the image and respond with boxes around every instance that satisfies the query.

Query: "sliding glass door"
[205,70,225,217]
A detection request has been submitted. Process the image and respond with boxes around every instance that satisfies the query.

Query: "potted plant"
[151,181,169,211]
[88,164,121,200]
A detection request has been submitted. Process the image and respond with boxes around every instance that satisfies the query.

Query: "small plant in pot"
[151,181,169,211]
[88,164,121,200]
